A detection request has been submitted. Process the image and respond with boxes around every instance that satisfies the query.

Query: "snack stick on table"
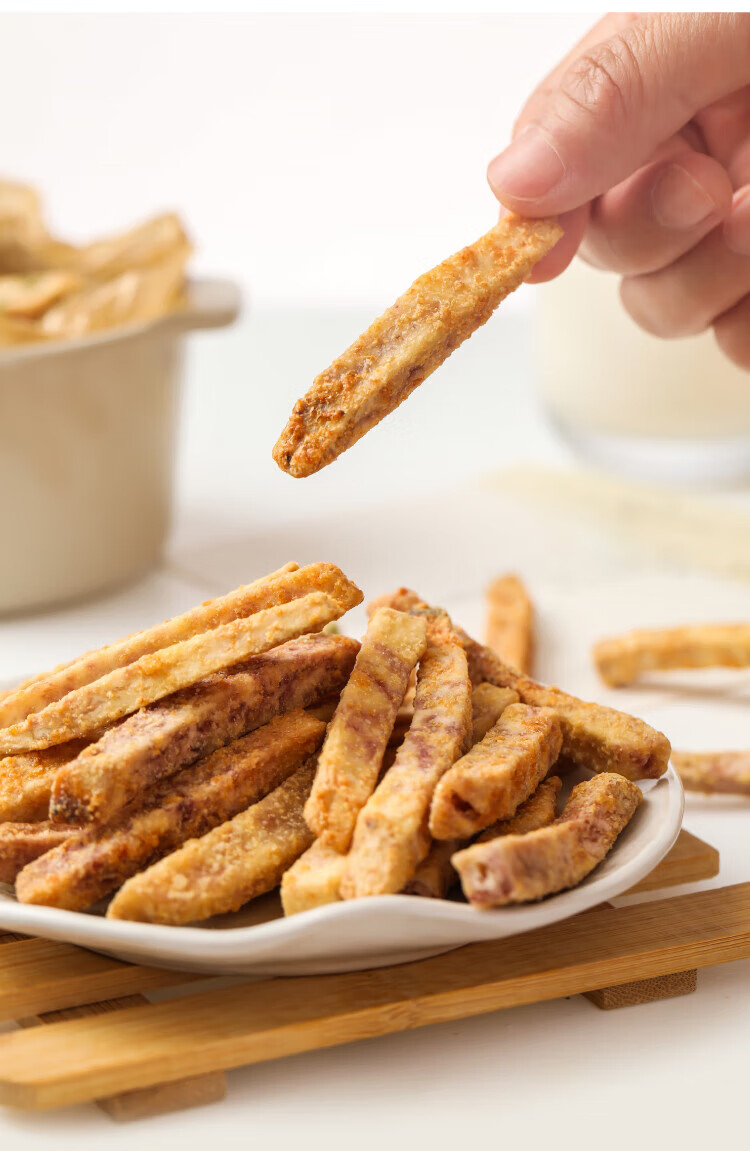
[0,586,361,755]
[273,215,561,478]
[0,561,355,729]
[672,750,750,796]
[108,758,319,924]
[0,821,79,884]
[280,839,346,915]
[17,710,325,913]
[305,608,428,852]
[485,574,534,673]
[50,634,358,826]
[476,774,562,842]
[453,772,642,908]
[340,634,472,899]
[0,740,89,823]
[429,704,563,840]
[594,623,750,687]
[470,682,519,744]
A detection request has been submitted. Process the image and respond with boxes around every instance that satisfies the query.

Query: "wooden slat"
[1,880,749,1111]
[584,969,697,1010]
[625,829,719,894]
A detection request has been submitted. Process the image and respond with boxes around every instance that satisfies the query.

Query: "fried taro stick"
[50,634,358,825]
[476,775,562,843]
[305,608,427,852]
[17,710,325,912]
[273,215,561,478]
[0,740,89,822]
[341,631,471,899]
[430,704,562,840]
[672,750,750,796]
[280,840,347,916]
[594,623,750,688]
[0,821,79,885]
[108,759,318,924]
[485,574,534,673]
[453,773,642,908]
[470,682,519,743]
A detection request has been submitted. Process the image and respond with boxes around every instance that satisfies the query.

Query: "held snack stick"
[0,821,80,885]
[108,759,318,924]
[280,840,346,916]
[0,587,361,754]
[485,574,534,673]
[17,711,325,912]
[0,562,354,729]
[0,740,89,822]
[429,704,563,840]
[273,215,562,478]
[50,634,358,825]
[594,623,750,688]
[672,750,750,796]
[305,608,428,852]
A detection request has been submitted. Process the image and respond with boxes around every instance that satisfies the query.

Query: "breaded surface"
[0,821,79,884]
[280,839,346,915]
[108,759,318,924]
[341,634,471,898]
[429,704,562,839]
[17,711,324,912]
[0,562,354,729]
[485,574,534,673]
[672,750,750,796]
[594,623,750,687]
[273,215,561,477]
[0,740,88,822]
[0,586,361,754]
[305,608,427,852]
[470,682,519,744]
[453,773,642,907]
[50,634,358,825]
[476,775,561,842]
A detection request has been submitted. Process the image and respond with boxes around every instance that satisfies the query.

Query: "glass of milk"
[536,258,750,485]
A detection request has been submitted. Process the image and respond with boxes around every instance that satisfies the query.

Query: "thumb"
[488,12,750,216]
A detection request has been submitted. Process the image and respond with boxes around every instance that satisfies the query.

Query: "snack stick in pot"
[476,775,562,843]
[429,704,563,840]
[0,271,82,319]
[17,710,325,913]
[453,773,642,908]
[0,821,80,885]
[0,740,89,823]
[485,574,534,673]
[672,750,750,796]
[305,608,427,852]
[594,623,750,688]
[50,634,358,826]
[108,758,318,925]
[280,840,346,916]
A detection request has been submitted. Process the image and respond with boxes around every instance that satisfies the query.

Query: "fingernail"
[651,164,716,230]
[487,126,565,203]
[724,186,750,255]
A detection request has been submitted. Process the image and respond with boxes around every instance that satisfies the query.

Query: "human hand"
[487,13,750,368]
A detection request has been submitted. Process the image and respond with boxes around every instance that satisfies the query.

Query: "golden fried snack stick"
[430,704,562,840]
[0,271,82,319]
[305,608,427,852]
[401,838,461,900]
[17,711,324,912]
[672,750,750,796]
[594,624,750,688]
[0,740,89,823]
[273,215,561,478]
[280,840,346,916]
[485,574,534,673]
[470,682,519,744]
[76,213,190,280]
[341,634,472,899]
[453,772,642,907]
[50,634,358,825]
[108,758,318,924]
[0,586,361,755]
[0,561,356,729]
[0,821,79,885]
[476,775,562,843]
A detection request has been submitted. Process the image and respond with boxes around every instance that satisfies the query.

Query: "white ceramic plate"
[0,766,682,976]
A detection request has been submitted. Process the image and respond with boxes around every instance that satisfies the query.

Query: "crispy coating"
[470,682,519,744]
[485,574,534,673]
[0,586,361,755]
[0,562,354,729]
[305,608,427,852]
[273,215,562,477]
[340,634,472,898]
[594,624,750,687]
[0,821,79,885]
[0,740,88,822]
[280,839,346,916]
[453,773,642,907]
[429,704,562,840]
[108,759,318,924]
[17,711,324,912]
[50,634,358,825]
[476,775,561,842]
[672,750,750,796]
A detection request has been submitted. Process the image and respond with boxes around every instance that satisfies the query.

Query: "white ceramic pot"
[0,278,240,614]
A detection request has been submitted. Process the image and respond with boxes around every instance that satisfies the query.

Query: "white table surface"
[1,306,748,1150]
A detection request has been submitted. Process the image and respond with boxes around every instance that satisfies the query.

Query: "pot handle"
[168,277,242,333]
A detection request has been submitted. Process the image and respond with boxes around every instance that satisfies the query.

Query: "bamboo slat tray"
[0,828,730,1121]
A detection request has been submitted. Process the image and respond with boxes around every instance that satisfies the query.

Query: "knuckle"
[558,36,643,130]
